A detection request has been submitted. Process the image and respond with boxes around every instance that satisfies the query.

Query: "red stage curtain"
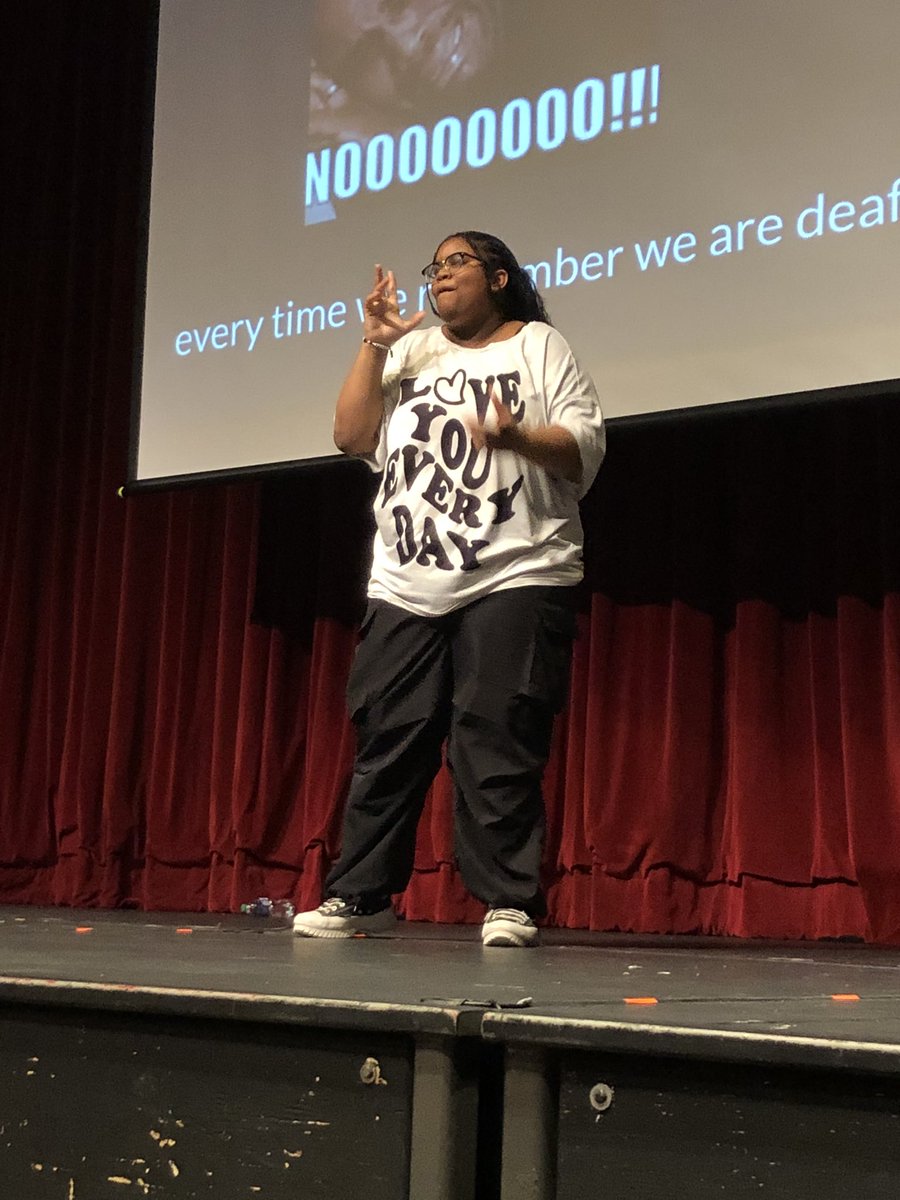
[2,2,899,939]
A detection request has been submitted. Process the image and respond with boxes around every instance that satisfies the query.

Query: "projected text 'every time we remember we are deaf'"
[304,66,661,222]
[172,175,900,358]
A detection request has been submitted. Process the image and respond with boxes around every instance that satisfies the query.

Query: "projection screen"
[133,0,900,486]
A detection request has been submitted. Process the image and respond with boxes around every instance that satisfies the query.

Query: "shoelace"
[485,908,532,924]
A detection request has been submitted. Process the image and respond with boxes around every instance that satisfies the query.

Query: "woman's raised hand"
[363,265,425,345]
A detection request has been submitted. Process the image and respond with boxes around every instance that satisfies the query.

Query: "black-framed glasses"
[421,252,484,282]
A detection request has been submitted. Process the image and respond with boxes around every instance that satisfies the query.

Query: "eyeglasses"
[421,252,484,282]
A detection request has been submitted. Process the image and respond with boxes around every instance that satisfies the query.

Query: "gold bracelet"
[362,337,391,354]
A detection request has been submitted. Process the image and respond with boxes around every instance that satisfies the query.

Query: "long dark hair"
[431,230,552,325]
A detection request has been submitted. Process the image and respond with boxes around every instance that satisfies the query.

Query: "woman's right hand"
[363,265,425,345]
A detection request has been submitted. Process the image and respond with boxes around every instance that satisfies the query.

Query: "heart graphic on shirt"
[433,369,467,407]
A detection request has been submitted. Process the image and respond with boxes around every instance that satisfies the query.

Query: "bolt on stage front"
[2,907,900,1199]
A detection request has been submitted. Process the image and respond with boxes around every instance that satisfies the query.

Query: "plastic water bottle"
[240,897,295,918]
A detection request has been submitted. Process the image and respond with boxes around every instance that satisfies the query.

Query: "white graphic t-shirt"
[365,322,605,616]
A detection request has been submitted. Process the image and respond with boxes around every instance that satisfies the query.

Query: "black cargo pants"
[324,585,576,917]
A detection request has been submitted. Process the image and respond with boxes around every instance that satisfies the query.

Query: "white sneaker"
[482,908,539,947]
[292,897,397,939]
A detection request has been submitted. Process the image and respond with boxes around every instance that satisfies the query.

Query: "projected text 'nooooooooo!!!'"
[304,65,661,223]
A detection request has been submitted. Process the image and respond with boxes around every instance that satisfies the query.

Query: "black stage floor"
[3,908,900,1198]
[2,907,900,1068]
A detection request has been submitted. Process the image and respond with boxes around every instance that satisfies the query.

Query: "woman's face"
[429,237,505,325]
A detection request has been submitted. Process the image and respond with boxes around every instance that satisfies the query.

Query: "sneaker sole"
[292,925,359,939]
[292,914,398,939]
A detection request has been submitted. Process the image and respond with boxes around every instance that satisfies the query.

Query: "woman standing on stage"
[292,230,604,946]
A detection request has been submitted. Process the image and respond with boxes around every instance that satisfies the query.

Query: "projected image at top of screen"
[135,0,900,485]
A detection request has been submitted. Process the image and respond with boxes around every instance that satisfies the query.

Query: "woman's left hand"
[467,393,583,482]
[467,393,521,452]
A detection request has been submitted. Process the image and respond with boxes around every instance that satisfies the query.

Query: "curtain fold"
[3,1,899,939]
